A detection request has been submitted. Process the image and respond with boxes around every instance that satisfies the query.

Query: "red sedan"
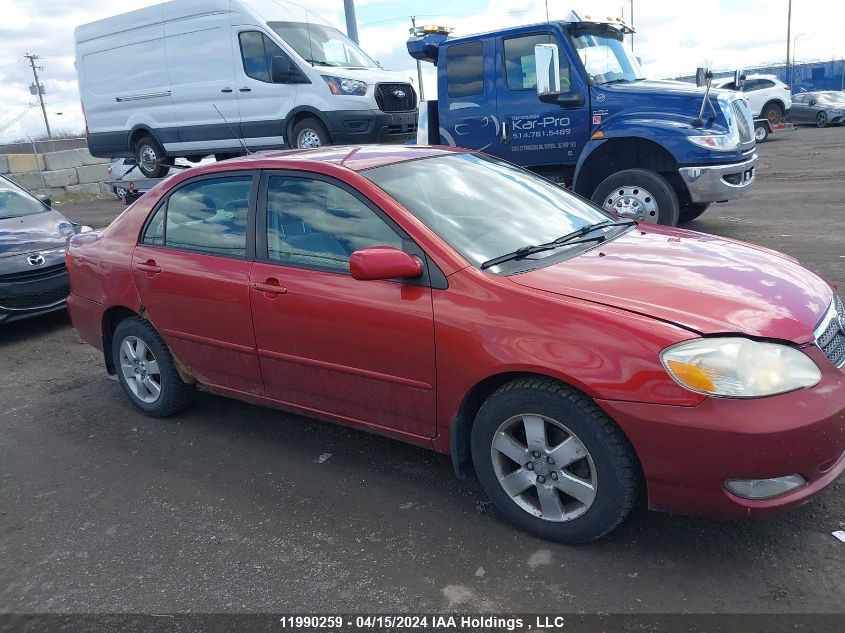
[67,146,845,542]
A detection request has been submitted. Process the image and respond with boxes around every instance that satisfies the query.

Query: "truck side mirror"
[271,56,293,83]
[734,69,746,90]
[535,43,561,96]
[695,67,711,88]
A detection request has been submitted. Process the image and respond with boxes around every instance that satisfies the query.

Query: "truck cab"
[409,15,758,225]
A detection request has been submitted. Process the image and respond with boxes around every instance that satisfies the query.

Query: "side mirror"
[36,193,51,208]
[349,247,423,281]
[695,66,712,88]
[809,98,816,106]
[535,43,561,97]
[733,69,745,89]
[270,56,293,83]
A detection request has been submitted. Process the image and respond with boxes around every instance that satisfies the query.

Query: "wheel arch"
[285,107,331,146]
[101,305,142,374]
[448,370,642,481]
[128,125,162,156]
[572,137,683,202]
[760,99,786,117]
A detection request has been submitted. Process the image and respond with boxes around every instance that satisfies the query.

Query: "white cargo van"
[75,0,418,177]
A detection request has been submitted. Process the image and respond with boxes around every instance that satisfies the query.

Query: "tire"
[762,102,783,124]
[816,112,828,128]
[754,122,769,142]
[470,378,639,543]
[133,135,171,178]
[112,316,194,418]
[291,117,331,149]
[591,169,680,226]
[678,202,710,223]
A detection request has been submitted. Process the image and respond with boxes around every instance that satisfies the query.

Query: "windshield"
[570,27,644,84]
[269,21,379,69]
[0,176,46,219]
[363,154,612,270]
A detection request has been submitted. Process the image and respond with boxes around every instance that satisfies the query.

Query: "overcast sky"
[1,0,843,141]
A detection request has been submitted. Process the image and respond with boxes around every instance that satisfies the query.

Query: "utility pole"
[411,17,425,101]
[630,0,634,53]
[343,0,359,44]
[25,54,52,140]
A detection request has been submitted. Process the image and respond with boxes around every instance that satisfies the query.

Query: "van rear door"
[163,8,242,155]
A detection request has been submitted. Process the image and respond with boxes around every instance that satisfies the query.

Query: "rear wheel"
[762,102,783,123]
[470,378,639,543]
[678,202,710,223]
[292,117,330,149]
[591,169,679,226]
[112,316,194,417]
[133,135,171,178]
[816,111,828,128]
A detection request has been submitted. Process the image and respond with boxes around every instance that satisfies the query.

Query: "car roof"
[182,145,471,177]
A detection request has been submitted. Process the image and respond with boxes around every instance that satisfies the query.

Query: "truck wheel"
[470,377,639,543]
[762,102,783,123]
[678,202,710,223]
[134,135,171,178]
[754,123,769,142]
[292,118,330,149]
[591,169,679,226]
[816,112,828,128]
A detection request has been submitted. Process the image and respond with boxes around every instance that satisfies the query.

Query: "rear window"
[446,41,483,98]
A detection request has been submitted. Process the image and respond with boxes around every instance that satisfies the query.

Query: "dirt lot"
[1,127,844,615]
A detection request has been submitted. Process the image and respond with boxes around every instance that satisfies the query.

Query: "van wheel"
[678,202,710,223]
[133,135,171,178]
[470,378,639,543]
[292,118,330,149]
[591,169,680,226]
[112,316,195,418]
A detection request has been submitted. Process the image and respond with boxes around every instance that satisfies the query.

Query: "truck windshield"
[0,177,46,219]
[363,153,613,270]
[570,27,644,85]
[268,21,379,69]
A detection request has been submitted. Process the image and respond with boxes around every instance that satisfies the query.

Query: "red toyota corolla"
[67,146,845,542]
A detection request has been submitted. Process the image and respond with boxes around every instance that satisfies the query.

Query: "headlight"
[688,134,738,152]
[322,76,367,96]
[660,338,821,398]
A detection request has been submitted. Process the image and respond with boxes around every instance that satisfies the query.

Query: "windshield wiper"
[599,78,634,85]
[480,219,634,270]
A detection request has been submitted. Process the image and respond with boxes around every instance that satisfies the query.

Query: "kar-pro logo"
[27,253,45,266]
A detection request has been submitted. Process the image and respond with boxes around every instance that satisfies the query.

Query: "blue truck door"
[491,31,590,171]
[436,38,499,150]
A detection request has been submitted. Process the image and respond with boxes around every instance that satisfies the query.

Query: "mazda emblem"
[393,89,406,99]
[27,253,45,266]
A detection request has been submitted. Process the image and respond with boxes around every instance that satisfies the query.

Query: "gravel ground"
[1,127,844,615]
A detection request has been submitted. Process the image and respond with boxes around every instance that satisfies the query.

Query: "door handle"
[500,119,510,143]
[221,87,233,93]
[252,279,287,295]
[135,259,161,275]
[239,87,252,92]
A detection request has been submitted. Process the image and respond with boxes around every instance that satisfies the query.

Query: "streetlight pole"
[792,32,805,87]
[25,53,52,140]
[343,0,359,44]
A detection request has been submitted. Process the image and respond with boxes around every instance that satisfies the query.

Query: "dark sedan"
[790,91,845,127]
[0,175,91,323]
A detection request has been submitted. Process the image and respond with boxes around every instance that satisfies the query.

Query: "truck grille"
[732,100,754,145]
[815,296,845,368]
[375,83,417,113]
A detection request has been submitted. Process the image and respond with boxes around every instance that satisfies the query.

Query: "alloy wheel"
[119,335,162,403]
[490,413,597,522]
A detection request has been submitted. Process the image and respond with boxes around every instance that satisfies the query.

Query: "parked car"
[790,91,845,128]
[66,146,845,543]
[713,74,792,122]
[0,175,92,324]
[75,0,418,178]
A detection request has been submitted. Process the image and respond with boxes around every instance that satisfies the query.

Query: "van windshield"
[269,21,379,69]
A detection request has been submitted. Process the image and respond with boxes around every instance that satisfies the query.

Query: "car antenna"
[213,104,253,155]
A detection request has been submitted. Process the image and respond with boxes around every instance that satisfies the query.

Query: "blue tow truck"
[407,12,758,225]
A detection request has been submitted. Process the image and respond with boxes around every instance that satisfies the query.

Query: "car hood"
[508,225,832,344]
[0,209,72,258]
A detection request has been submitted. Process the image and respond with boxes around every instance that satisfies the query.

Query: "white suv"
[714,74,792,122]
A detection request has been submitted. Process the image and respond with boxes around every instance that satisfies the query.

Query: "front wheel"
[817,112,828,128]
[678,202,710,223]
[754,122,769,142]
[591,169,680,226]
[471,378,639,543]
[112,316,195,417]
[291,117,331,149]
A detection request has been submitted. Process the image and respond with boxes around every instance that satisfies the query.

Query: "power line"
[361,9,536,27]
[0,105,34,134]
